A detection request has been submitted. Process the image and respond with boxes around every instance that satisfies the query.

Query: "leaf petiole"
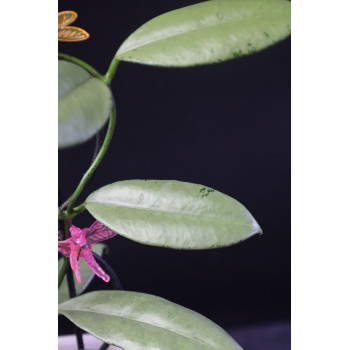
[101,57,120,85]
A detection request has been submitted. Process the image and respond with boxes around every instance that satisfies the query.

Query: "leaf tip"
[244,218,263,241]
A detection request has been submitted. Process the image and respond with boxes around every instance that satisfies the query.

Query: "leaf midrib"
[59,308,225,350]
[86,200,253,228]
[58,76,92,99]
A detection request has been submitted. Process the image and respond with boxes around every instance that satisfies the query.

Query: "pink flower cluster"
[58,221,117,283]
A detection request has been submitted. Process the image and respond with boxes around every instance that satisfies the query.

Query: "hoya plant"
[58,1,291,349]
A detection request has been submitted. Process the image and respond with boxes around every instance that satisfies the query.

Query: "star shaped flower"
[58,221,117,283]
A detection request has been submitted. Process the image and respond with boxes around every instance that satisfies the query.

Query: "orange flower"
[58,11,89,42]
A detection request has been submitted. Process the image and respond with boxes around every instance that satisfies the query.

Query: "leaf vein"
[87,200,253,227]
[58,76,92,99]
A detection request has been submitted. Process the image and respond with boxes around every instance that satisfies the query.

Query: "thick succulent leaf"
[58,290,243,350]
[58,60,113,148]
[58,244,106,304]
[115,0,291,67]
[85,180,262,249]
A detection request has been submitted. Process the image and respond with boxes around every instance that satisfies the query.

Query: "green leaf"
[115,0,291,67]
[58,244,106,304]
[58,290,243,350]
[85,180,262,249]
[58,60,114,149]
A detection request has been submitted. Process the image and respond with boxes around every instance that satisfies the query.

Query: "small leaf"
[58,244,106,304]
[58,60,113,149]
[85,180,262,249]
[58,290,243,350]
[115,0,291,67]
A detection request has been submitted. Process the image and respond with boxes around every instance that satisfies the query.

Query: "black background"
[58,0,290,335]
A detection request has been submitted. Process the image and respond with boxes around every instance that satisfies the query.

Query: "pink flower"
[58,221,117,283]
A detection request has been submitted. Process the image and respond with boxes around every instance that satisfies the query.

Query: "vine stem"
[58,53,102,79]
[58,257,69,288]
[58,53,120,86]
[59,132,102,218]
[67,265,85,350]
[101,57,120,85]
[58,219,72,288]
[66,107,116,216]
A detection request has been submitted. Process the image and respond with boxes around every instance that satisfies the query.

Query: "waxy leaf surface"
[58,244,105,304]
[85,180,262,249]
[58,290,243,350]
[116,0,291,67]
[58,60,113,148]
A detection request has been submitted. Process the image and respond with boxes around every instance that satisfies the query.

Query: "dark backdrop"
[58,0,290,335]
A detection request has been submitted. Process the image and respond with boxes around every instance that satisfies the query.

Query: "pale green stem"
[58,219,72,288]
[102,57,120,85]
[58,257,69,288]
[66,107,116,216]
[58,53,102,79]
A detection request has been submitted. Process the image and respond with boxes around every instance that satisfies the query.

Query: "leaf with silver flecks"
[58,290,243,350]
[116,0,291,67]
[85,180,262,249]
